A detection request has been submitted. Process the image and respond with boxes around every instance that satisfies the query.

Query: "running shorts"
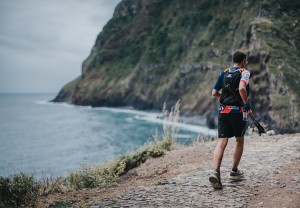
[218,113,247,138]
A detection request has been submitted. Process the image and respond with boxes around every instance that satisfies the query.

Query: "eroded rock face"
[53,0,300,133]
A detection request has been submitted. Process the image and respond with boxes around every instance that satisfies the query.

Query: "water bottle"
[243,109,247,121]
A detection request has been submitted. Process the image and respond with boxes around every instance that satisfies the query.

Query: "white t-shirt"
[240,69,250,85]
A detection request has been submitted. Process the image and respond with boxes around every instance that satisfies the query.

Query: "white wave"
[98,107,160,117]
[174,134,195,139]
[36,101,93,109]
[125,117,134,122]
[35,101,215,136]
[134,115,217,136]
[35,100,49,105]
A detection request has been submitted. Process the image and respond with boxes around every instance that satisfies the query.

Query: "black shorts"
[218,113,246,138]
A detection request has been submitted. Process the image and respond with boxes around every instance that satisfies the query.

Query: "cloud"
[0,0,121,93]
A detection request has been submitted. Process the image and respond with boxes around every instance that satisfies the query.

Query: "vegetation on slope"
[53,0,300,133]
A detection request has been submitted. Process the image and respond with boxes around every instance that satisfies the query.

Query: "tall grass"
[162,100,181,144]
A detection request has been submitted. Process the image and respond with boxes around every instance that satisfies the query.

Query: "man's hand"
[244,103,253,117]
[247,109,253,117]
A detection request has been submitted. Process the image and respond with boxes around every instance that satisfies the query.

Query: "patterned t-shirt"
[213,67,250,114]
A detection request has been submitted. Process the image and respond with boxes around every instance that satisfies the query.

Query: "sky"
[0,0,121,93]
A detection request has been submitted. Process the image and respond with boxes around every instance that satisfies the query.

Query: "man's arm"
[239,81,253,116]
[212,89,221,97]
[212,71,224,97]
[238,82,248,104]
[239,70,250,103]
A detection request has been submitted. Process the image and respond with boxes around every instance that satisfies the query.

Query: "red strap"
[239,68,245,73]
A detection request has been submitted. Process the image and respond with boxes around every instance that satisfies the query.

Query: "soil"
[246,154,300,208]
[37,133,300,208]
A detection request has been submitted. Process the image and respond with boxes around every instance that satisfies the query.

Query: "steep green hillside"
[53,0,300,133]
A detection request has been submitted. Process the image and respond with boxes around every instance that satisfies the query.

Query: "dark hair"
[232,50,247,63]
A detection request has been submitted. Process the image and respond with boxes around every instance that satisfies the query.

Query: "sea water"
[0,94,216,178]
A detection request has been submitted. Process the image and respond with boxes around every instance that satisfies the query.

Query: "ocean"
[0,94,216,178]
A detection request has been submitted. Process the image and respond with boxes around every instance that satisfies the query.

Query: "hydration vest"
[219,68,244,106]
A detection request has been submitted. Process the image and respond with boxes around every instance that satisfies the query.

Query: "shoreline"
[44,100,218,137]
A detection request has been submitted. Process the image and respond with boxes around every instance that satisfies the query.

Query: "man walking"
[209,50,252,189]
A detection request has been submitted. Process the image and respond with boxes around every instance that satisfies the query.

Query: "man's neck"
[233,63,244,68]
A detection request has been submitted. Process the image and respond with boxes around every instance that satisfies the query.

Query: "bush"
[0,173,39,208]
[112,140,169,174]
[65,139,170,190]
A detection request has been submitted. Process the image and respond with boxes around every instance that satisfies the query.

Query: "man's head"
[233,50,247,67]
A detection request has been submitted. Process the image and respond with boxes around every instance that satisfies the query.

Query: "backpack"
[219,68,244,106]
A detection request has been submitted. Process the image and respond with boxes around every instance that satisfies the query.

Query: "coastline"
[1,94,215,180]
[46,100,217,137]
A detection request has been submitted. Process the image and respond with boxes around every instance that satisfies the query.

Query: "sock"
[232,168,238,172]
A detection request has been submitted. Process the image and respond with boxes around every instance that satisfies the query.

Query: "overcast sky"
[0,0,121,93]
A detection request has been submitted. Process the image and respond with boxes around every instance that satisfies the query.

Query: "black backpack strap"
[224,84,244,105]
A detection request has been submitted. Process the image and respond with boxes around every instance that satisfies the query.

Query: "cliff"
[53,0,300,133]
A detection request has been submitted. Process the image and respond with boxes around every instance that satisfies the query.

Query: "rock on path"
[95,134,300,208]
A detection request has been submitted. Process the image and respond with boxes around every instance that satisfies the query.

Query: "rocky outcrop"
[53,0,300,133]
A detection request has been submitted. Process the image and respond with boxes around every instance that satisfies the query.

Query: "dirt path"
[95,134,300,208]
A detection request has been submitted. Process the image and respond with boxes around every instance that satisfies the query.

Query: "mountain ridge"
[53,0,300,133]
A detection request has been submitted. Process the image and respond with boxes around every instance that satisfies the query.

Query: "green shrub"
[0,173,39,208]
[65,139,170,190]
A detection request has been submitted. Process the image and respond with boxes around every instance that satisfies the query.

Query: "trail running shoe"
[209,171,223,189]
[230,169,244,181]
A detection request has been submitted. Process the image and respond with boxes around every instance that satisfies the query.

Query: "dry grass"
[162,100,181,145]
